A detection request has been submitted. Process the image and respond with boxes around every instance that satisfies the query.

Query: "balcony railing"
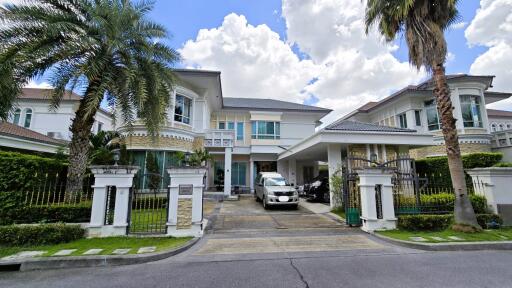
[204,129,235,148]
[491,129,512,148]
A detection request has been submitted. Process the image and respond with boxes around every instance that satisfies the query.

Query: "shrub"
[476,214,503,228]
[416,193,488,214]
[0,223,85,246]
[494,162,512,167]
[0,202,91,225]
[398,214,453,231]
[0,151,67,192]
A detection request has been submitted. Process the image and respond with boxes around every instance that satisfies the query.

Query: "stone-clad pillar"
[167,167,206,237]
[88,166,139,238]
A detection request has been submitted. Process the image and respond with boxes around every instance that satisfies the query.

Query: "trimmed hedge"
[398,214,453,231]
[416,152,502,187]
[0,223,85,246]
[397,213,503,231]
[419,193,488,214]
[494,162,512,167]
[0,151,67,192]
[0,203,91,225]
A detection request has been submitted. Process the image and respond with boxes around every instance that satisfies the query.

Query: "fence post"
[88,166,139,238]
[357,167,396,232]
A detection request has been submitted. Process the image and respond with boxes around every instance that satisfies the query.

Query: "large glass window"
[415,110,422,126]
[397,113,408,128]
[23,108,32,128]
[232,162,247,186]
[227,122,235,130]
[425,100,441,131]
[174,94,191,124]
[218,121,225,129]
[251,121,280,140]
[236,122,244,140]
[12,108,21,125]
[460,95,483,128]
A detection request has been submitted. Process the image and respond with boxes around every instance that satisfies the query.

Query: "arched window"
[12,108,21,125]
[23,108,32,128]
[507,124,511,130]
[491,123,497,132]
[499,123,504,131]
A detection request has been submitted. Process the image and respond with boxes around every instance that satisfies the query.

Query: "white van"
[254,172,299,209]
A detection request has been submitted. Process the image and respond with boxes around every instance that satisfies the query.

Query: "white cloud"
[450,22,467,30]
[180,1,425,125]
[24,80,53,89]
[466,0,512,101]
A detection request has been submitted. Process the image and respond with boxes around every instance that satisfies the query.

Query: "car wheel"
[323,192,330,203]
[292,204,299,210]
[262,196,268,210]
[255,194,260,202]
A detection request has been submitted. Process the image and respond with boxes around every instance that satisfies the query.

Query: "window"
[460,95,483,128]
[507,124,511,130]
[12,108,21,125]
[415,110,422,126]
[251,121,280,140]
[499,124,504,131]
[97,122,103,133]
[227,122,235,130]
[491,123,497,132]
[397,113,408,129]
[174,94,191,124]
[236,122,244,140]
[218,121,225,129]
[232,162,247,186]
[425,100,441,131]
[23,108,32,128]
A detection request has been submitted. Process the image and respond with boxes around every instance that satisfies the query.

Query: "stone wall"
[192,137,204,151]
[124,135,193,151]
[177,199,192,229]
[410,143,491,159]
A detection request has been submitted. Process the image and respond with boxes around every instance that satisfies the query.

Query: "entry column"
[224,147,232,197]
[327,144,342,208]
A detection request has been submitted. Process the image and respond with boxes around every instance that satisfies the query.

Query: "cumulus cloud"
[450,22,467,30]
[466,0,512,99]
[24,80,53,89]
[180,1,425,124]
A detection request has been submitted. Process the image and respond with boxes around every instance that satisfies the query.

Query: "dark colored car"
[305,177,330,203]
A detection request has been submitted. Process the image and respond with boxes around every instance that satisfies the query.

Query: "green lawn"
[0,236,192,259]
[378,228,512,243]
[331,207,346,219]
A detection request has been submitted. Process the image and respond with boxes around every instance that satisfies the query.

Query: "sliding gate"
[127,173,169,235]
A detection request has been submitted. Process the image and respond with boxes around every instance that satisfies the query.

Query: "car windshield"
[265,177,287,186]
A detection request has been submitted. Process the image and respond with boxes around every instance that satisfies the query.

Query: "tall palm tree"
[0,0,179,201]
[365,0,480,229]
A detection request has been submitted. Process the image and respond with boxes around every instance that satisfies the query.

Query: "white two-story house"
[341,75,512,158]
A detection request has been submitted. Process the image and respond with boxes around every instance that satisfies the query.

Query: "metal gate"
[127,173,169,235]
[342,156,424,226]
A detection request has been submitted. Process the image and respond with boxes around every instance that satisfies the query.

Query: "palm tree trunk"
[432,64,480,229]
[64,93,100,203]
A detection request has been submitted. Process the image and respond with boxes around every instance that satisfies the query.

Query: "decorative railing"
[491,129,512,148]
[204,129,235,148]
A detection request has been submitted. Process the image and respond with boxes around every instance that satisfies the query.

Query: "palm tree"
[365,0,480,229]
[0,0,179,201]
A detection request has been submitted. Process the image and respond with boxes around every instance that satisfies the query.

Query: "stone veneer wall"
[177,199,192,229]
[410,143,491,159]
[348,144,400,162]
[192,137,204,151]
[124,135,193,151]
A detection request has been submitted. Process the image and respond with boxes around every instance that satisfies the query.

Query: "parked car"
[305,176,330,203]
[254,172,299,209]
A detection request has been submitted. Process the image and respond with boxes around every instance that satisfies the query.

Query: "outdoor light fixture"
[370,153,378,163]
[184,152,191,167]
[112,149,121,166]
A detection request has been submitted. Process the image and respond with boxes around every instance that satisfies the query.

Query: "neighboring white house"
[340,75,512,158]
[7,88,113,142]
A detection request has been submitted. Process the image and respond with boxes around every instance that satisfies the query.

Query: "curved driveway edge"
[0,237,200,272]
[373,233,512,251]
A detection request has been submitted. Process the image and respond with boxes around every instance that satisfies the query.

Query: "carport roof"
[325,120,416,133]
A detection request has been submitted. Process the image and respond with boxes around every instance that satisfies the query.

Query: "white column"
[288,158,297,186]
[113,186,131,230]
[365,144,371,159]
[249,159,255,193]
[224,147,232,196]
[327,144,342,208]
[90,186,107,228]
[382,144,387,162]
[358,167,396,232]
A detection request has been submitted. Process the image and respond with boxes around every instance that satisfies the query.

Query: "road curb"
[373,232,512,251]
[0,237,200,272]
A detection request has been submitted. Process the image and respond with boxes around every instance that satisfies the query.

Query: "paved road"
[2,197,512,288]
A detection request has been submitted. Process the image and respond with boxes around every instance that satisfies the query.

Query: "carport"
[277,120,433,207]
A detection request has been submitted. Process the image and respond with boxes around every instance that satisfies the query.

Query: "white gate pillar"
[167,167,206,237]
[327,144,342,208]
[88,166,139,238]
[224,147,232,196]
[357,167,396,232]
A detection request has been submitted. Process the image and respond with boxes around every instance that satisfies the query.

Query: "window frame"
[424,100,441,131]
[23,108,33,128]
[236,122,244,140]
[12,108,21,125]
[414,110,422,126]
[460,94,483,128]
[251,121,281,140]
[174,94,192,125]
[397,113,408,129]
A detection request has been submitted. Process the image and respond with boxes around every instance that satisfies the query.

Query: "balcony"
[204,129,235,148]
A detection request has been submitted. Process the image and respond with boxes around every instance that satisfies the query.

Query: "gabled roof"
[19,88,82,101]
[487,109,512,118]
[325,120,417,133]
[0,121,68,146]
[223,97,332,113]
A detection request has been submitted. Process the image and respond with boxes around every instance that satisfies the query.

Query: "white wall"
[489,117,512,132]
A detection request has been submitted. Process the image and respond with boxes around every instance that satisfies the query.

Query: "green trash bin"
[346,207,361,226]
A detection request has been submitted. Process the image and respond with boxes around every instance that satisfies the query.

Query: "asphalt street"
[2,198,512,288]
